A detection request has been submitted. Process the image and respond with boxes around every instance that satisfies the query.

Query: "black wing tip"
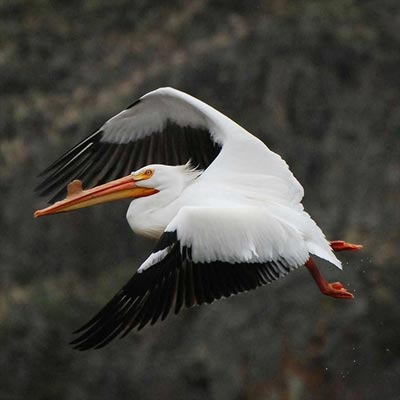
[70,317,140,351]
[68,240,298,350]
[37,130,103,174]
[35,120,221,203]
[70,325,121,351]
[70,338,107,351]
[34,129,105,201]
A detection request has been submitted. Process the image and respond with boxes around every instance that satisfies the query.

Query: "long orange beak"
[34,174,158,218]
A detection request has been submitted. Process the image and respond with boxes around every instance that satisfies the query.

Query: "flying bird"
[34,87,362,350]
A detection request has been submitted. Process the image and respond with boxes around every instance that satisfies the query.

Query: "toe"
[332,288,354,299]
[331,282,344,290]
[324,282,355,299]
[330,240,363,252]
[336,289,354,299]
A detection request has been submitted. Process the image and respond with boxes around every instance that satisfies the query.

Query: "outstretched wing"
[71,206,310,350]
[36,88,229,203]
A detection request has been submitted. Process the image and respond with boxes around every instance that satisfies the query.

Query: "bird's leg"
[330,240,363,252]
[305,258,354,299]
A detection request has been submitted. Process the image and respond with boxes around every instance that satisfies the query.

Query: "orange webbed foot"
[305,258,355,300]
[321,281,354,299]
[330,240,363,252]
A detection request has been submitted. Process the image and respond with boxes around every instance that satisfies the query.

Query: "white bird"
[34,87,362,350]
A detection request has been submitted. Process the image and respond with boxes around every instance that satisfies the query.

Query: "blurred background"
[1,1,399,399]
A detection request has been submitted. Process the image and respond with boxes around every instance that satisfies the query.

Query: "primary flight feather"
[35,87,362,350]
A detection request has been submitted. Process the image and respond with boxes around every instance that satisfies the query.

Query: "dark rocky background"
[1,1,399,399]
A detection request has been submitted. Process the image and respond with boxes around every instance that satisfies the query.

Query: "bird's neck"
[126,186,184,239]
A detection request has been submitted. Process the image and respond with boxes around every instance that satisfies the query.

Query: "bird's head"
[132,163,201,192]
[34,163,200,218]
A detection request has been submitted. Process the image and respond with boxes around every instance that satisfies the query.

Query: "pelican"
[34,87,362,350]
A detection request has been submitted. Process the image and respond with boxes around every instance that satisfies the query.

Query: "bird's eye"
[145,169,152,176]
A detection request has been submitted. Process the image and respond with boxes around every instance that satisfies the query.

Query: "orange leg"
[305,258,354,299]
[330,240,363,252]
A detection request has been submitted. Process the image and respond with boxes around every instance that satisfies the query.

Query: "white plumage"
[120,89,340,269]
[35,87,359,350]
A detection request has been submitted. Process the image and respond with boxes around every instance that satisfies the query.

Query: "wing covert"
[36,88,223,203]
[71,206,309,350]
